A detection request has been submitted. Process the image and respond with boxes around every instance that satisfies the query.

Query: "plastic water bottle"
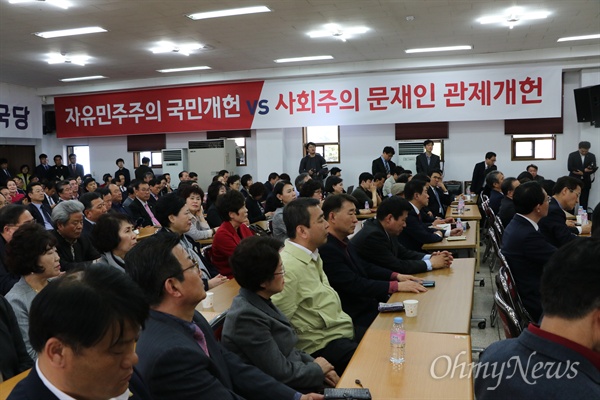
[458,197,465,215]
[456,218,463,230]
[582,210,588,225]
[364,201,370,213]
[390,317,405,369]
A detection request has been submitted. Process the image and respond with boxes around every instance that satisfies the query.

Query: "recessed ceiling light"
[47,53,90,66]
[307,23,369,42]
[60,75,106,82]
[9,0,71,9]
[187,6,270,20]
[150,41,206,56]
[405,45,472,54]
[274,55,334,63]
[157,66,212,73]
[557,34,600,42]
[477,7,550,29]
[34,26,107,39]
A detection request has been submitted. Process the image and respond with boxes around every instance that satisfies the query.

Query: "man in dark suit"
[34,153,51,182]
[415,140,441,175]
[470,151,497,195]
[147,178,161,206]
[8,266,153,400]
[127,181,160,227]
[49,155,69,182]
[486,170,505,214]
[320,194,426,335]
[567,141,596,210]
[498,177,519,227]
[80,192,107,238]
[108,183,133,218]
[26,182,54,230]
[501,182,557,322]
[539,176,591,247]
[66,153,85,179]
[371,146,396,177]
[124,234,320,400]
[114,158,131,187]
[351,196,452,274]
[424,169,452,219]
[134,157,154,181]
[0,158,11,188]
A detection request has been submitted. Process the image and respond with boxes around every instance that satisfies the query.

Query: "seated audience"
[107,182,132,217]
[7,266,152,400]
[178,185,216,240]
[475,238,600,399]
[324,175,344,197]
[0,294,33,381]
[205,181,227,228]
[501,181,557,322]
[79,191,107,238]
[271,198,357,374]
[227,174,241,191]
[154,193,227,290]
[498,177,519,227]
[240,174,253,199]
[263,172,280,201]
[92,213,137,272]
[6,180,25,204]
[51,200,101,271]
[351,197,452,274]
[100,173,112,188]
[127,180,160,227]
[82,177,98,193]
[124,234,322,400]
[222,236,339,392]
[373,172,386,198]
[246,182,274,223]
[351,172,380,212]
[26,182,54,230]
[299,179,324,201]
[517,170,533,183]
[5,223,60,360]
[526,163,545,183]
[397,172,412,183]
[390,182,406,197]
[122,181,136,208]
[320,194,426,336]
[211,190,254,278]
[148,178,162,206]
[539,176,591,247]
[383,166,404,197]
[271,180,297,241]
[425,170,452,219]
[486,170,504,214]
[0,205,34,295]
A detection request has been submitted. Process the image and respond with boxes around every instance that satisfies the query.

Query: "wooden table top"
[136,226,159,240]
[195,278,240,314]
[337,330,473,400]
[422,221,478,251]
[446,205,482,221]
[357,212,377,220]
[196,237,214,246]
[451,194,478,205]
[369,258,476,335]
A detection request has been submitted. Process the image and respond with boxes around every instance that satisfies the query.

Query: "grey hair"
[51,200,84,225]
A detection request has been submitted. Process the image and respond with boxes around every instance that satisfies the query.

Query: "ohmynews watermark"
[430,351,579,389]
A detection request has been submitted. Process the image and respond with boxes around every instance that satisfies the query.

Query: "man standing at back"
[567,141,596,210]
[416,140,441,175]
[34,153,51,182]
[135,157,154,181]
[67,153,84,180]
[272,198,357,374]
[372,146,396,177]
[115,158,131,187]
[471,152,497,195]
[299,142,328,181]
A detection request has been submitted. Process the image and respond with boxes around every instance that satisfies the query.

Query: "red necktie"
[192,324,210,356]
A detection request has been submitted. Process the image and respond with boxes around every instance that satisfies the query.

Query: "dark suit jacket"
[134,165,154,181]
[67,163,84,179]
[567,150,596,188]
[8,364,152,400]
[0,169,11,187]
[0,295,33,380]
[298,154,328,180]
[52,230,100,272]
[398,206,443,252]
[501,215,557,322]
[498,197,516,227]
[351,218,429,274]
[127,198,155,227]
[136,309,297,400]
[0,237,19,296]
[246,197,267,223]
[489,190,504,215]
[48,165,69,182]
[206,203,223,228]
[82,218,95,238]
[114,167,131,187]
[222,288,323,392]
[471,161,497,195]
[371,157,396,176]
[34,163,51,181]
[538,197,578,248]
[320,234,393,329]
[425,186,451,219]
[27,203,53,229]
[415,152,441,175]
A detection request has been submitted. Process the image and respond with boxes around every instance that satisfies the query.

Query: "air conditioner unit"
[396,141,423,171]
[187,139,237,189]
[161,149,188,189]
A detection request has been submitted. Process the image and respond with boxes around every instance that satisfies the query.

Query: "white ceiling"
[1,0,599,96]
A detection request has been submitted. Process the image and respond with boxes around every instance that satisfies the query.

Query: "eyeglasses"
[180,260,200,275]
[273,268,285,276]
[569,189,581,198]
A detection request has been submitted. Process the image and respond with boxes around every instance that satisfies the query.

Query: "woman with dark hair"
[227,174,241,191]
[5,223,61,359]
[100,173,113,188]
[222,236,338,391]
[324,176,344,197]
[271,181,297,241]
[299,179,323,201]
[246,182,274,223]
[92,213,137,272]
[178,185,217,240]
[16,165,32,187]
[153,193,227,290]
[82,177,98,193]
[240,174,253,199]
[206,181,227,228]
[211,190,254,278]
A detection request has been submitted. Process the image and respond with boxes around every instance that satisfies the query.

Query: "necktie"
[144,202,161,226]
[44,164,48,170]
[72,164,76,173]
[427,155,431,166]
[385,161,390,174]
[432,188,442,213]
[191,324,210,356]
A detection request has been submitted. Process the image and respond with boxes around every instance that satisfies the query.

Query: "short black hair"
[526,164,538,171]
[329,167,342,175]
[189,172,198,179]
[29,266,148,353]
[423,140,434,147]
[132,180,147,191]
[148,178,160,187]
[124,232,184,306]
[500,177,518,196]
[0,204,27,232]
[6,223,56,275]
[322,194,357,221]
[404,179,427,201]
[248,182,265,198]
[358,172,374,184]
[55,180,70,194]
[373,172,387,182]
[231,236,283,292]
[26,181,43,195]
[39,154,48,160]
[241,174,253,188]
[273,180,293,207]
[430,169,443,177]
[153,193,186,228]
[397,173,411,183]
[411,173,430,183]
[376,196,412,221]
[141,157,150,164]
[540,180,556,197]
[485,170,503,188]
[324,176,343,193]
[54,155,62,161]
[382,146,395,155]
[115,158,124,165]
[517,171,533,183]
[578,141,591,150]
[540,238,600,319]
[227,175,241,187]
[216,189,246,221]
[268,172,279,181]
[513,181,546,214]
[178,170,188,179]
[207,181,226,204]
[92,213,132,253]
[392,166,404,176]
[218,169,229,177]
[485,152,496,159]
[283,197,320,239]
[299,179,323,198]
[553,176,583,195]
[305,142,316,150]
[83,177,96,192]
[79,191,102,211]
[68,153,76,159]
[102,173,112,183]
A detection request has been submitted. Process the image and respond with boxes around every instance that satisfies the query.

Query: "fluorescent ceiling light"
[405,45,472,54]
[308,23,369,42]
[150,41,205,56]
[60,75,106,82]
[274,55,334,63]
[157,66,212,73]
[187,6,270,20]
[47,53,90,66]
[34,26,107,39]
[557,34,600,42]
[9,0,71,9]
[477,7,550,29]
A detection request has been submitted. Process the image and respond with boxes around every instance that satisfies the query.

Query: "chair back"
[444,180,462,197]
[209,311,227,341]
[347,185,354,194]
[201,244,213,264]
[493,216,504,243]
[494,292,522,338]
[497,265,534,329]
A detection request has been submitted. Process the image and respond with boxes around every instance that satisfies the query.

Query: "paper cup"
[201,291,214,309]
[404,299,419,317]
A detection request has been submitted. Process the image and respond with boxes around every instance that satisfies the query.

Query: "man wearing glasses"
[0,204,35,295]
[539,176,592,248]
